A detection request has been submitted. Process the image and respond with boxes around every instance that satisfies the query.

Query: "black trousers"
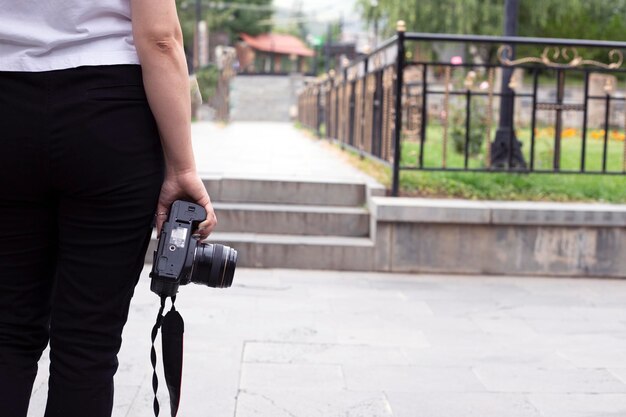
[0,65,164,417]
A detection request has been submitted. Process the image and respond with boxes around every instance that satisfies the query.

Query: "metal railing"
[297,21,626,195]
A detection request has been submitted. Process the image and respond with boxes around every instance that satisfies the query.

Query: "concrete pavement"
[189,122,381,187]
[27,268,626,417]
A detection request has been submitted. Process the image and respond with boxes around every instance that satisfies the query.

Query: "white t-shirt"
[0,0,140,72]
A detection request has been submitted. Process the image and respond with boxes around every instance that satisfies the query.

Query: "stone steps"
[202,232,375,270]
[146,175,382,270]
[202,176,381,207]
[212,202,370,237]
[230,75,302,122]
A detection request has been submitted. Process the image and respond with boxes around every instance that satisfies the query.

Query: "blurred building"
[236,33,314,74]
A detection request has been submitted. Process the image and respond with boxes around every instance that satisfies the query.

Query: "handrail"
[404,32,626,49]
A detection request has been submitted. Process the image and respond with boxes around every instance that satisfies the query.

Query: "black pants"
[0,65,164,417]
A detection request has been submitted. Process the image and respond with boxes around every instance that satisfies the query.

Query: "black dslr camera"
[150,200,237,297]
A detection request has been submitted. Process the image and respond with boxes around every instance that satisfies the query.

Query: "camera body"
[150,200,237,297]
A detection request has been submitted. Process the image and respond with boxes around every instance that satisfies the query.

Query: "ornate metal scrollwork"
[498,45,624,69]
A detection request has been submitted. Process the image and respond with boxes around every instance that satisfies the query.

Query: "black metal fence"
[297,22,626,195]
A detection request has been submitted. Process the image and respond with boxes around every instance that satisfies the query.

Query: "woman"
[0,0,217,416]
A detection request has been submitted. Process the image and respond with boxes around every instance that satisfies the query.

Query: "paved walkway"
[190,122,381,186]
[28,267,626,417]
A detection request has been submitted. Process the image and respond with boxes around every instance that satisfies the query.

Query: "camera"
[150,200,237,297]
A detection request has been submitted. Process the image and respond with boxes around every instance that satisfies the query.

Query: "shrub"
[195,65,220,103]
[449,99,489,157]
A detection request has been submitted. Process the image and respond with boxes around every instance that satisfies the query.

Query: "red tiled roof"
[240,33,315,57]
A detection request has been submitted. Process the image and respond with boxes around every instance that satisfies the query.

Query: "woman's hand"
[155,171,217,239]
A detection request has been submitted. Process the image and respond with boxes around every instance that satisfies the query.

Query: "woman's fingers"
[154,172,217,239]
[196,203,217,239]
[155,202,170,235]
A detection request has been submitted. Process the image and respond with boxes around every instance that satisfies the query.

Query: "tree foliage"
[273,0,308,39]
[175,0,274,51]
[356,0,503,37]
[356,0,626,40]
[225,0,273,38]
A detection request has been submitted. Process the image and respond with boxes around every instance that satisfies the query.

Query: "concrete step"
[146,232,375,271]
[203,177,378,207]
[231,75,296,122]
[212,202,370,237]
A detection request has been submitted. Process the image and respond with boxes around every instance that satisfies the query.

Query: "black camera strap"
[151,295,185,417]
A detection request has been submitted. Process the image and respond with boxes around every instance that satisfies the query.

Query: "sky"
[272,0,365,38]
[273,0,359,25]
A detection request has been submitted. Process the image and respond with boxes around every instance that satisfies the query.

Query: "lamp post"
[370,0,379,48]
[192,0,201,71]
[324,24,332,73]
[491,0,527,169]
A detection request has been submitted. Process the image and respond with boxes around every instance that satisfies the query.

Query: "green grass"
[406,124,626,173]
[397,170,626,203]
[303,125,626,203]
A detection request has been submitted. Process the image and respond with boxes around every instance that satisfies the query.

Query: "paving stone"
[329,317,431,348]
[506,305,626,321]
[418,326,514,349]
[473,366,626,393]
[235,389,393,417]
[396,316,481,333]
[112,385,141,417]
[528,393,626,417]
[191,122,380,186]
[403,345,575,370]
[386,392,542,417]
[423,299,512,319]
[554,336,626,368]
[343,365,486,392]
[243,341,410,366]
[471,318,540,340]
[27,349,50,415]
[524,318,626,335]
[26,266,626,416]
[123,377,237,417]
[328,296,434,318]
[240,363,345,391]
[609,368,626,384]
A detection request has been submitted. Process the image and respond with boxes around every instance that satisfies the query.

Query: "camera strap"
[151,295,185,417]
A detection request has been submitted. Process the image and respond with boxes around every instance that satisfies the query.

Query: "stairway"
[147,176,384,270]
[230,75,304,122]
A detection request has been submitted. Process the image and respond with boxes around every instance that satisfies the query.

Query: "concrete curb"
[372,197,626,227]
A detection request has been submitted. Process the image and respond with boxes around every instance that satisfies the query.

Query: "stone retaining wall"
[372,198,626,277]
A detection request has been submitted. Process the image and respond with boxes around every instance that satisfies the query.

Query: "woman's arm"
[130,0,216,236]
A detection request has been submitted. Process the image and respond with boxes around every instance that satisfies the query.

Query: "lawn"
[405,124,626,173]
[310,124,626,203]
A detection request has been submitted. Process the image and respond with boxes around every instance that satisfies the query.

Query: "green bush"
[195,66,220,103]
[449,99,488,157]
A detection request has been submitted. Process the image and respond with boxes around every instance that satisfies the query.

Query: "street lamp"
[370,0,379,48]
[191,0,202,71]
[491,0,527,169]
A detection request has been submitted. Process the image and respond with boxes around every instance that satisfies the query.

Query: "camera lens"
[191,243,237,288]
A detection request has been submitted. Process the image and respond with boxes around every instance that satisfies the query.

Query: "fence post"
[315,77,322,138]
[391,21,406,197]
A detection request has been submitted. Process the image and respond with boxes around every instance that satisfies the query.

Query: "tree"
[356,0,626,42]
[518,0,626,40]
[175,0,274,51]
[355,0,503,37]
[225,0,273,38]
[272,1,309,40]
